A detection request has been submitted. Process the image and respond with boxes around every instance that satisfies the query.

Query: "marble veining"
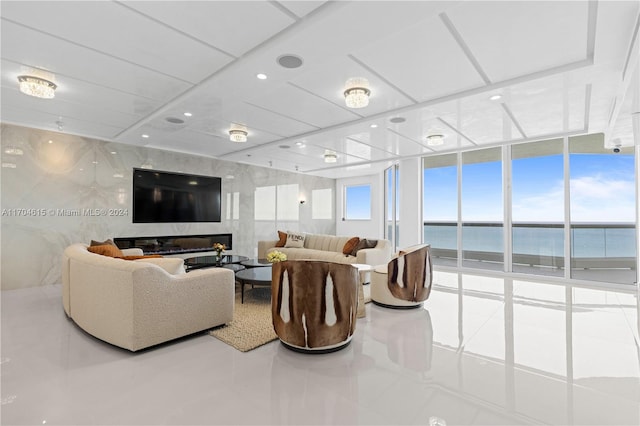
[1,124,336,290]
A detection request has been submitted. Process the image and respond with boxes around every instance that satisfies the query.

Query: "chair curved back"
[271,260,359,352]
[387,244,433,303]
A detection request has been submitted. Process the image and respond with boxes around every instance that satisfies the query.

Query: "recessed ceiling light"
[110,151,117,155]
[489,94,502,101]
[142,134,149,138]
[183,112,192,117]
[295,141,306,148]
[48,140,53,144]
[390,117,406,123]
[370,124,378,128]
[277,54,303,69]
[256,73,267,80]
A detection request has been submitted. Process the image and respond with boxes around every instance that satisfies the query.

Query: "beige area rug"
[209,287,277,352]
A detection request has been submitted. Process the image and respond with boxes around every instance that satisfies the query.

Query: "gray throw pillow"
[350,238,378,256]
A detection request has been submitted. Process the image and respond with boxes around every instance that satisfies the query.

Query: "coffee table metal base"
[235,267,272,303]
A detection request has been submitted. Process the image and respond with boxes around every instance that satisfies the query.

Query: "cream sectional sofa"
[258,233,392,267]
[62,243,235,351]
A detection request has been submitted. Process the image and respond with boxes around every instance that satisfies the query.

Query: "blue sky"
[424,153,636,223]
[345,185,371,220]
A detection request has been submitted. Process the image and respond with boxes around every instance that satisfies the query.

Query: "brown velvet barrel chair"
[271,260,359,353]
[370,244,433,309]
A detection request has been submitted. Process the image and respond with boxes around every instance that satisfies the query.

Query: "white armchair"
[370,244,433,309]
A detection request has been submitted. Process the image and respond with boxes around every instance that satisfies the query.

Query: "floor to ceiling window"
[511,139,565,277]
[462,147,504,270]
[421,133,638,286]
[569,135,637,284]
[423,154,458,266]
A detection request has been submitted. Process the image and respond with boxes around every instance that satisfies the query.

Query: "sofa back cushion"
[304,234,352,253]
[134,257,185,275]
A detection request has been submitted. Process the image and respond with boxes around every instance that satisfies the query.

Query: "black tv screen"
[133,169,221,223]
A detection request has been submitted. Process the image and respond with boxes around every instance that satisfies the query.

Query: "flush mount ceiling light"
[17,75,57,99]
[426,134,445,146]
[344,77,370,108]
[229,124,248,142]
[324,150,338,163]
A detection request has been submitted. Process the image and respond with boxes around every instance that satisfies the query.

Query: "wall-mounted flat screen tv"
[133,168,221,223]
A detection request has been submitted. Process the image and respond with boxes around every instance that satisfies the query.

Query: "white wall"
[1,124,336,290]
[398,157,423,248]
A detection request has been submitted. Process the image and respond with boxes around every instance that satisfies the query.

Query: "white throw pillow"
[134,257,185,275]
[284,231,306,248]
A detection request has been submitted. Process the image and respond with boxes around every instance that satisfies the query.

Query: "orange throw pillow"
[88,244,124,258]
[275,231,287,247]
[122,255,163,261]
[343,237,360,255]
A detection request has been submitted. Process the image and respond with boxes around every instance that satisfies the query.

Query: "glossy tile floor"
[2,271,639,425]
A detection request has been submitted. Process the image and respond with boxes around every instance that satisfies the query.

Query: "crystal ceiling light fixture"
[229,124,248,142]
[344,77,370,108]
[324,150,337,163]
[426,134,445,146]
[17,75,57,99]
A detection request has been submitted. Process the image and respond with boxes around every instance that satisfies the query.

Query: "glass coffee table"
[235,266,272,303]
[240,258,271,268]
[184,255,249,271]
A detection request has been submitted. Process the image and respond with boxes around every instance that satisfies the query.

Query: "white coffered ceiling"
[1,1,639,178]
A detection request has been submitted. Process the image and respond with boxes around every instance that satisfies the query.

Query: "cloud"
[513,174,636,222]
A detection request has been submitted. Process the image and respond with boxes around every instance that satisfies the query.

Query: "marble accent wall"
[1,124,336,290]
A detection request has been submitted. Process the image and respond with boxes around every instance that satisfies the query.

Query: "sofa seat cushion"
[270,247,356,264]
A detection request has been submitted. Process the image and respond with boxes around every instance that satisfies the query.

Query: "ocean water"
[424,224,637,258]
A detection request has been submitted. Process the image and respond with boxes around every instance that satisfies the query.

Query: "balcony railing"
[422,221,637,271]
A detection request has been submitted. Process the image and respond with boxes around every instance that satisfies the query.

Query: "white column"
[398,157,422,248]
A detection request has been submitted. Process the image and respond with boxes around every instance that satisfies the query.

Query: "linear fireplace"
[114,233,232,255]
